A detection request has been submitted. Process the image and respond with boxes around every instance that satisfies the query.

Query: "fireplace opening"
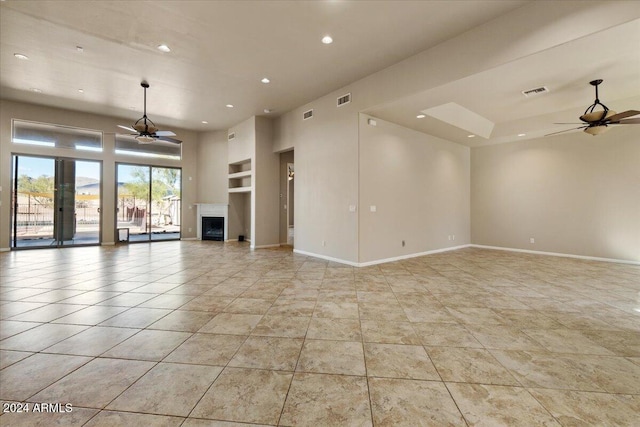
[202,216,224,241]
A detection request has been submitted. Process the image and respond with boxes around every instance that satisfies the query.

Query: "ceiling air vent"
[228,132,235,141]
[303,109,314,120]
[337,93,351,107]
[522,86,549,98]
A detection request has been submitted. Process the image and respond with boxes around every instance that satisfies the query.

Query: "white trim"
[101,242,115,246]
[358,245,471,267]
[0,247,10,252]
[293,249,360,267]
[471,244,640,266]
[253,243,282,249]
[181,237,197,241]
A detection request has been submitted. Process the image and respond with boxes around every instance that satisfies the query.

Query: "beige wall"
[471,126,640,262]
[0,100,199,250]
[359,114,470,263]
[253,116,279,248]
[197,130,229,204]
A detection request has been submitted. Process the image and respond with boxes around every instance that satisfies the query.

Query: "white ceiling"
[1,1,638,146]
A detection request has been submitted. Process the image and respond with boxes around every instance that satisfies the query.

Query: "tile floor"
[1,241,639,426]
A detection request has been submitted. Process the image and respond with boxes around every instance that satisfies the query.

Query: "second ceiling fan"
[118,82,181,144]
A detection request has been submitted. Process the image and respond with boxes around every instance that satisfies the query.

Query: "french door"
[11,155,101,248]
[116,163,181,242]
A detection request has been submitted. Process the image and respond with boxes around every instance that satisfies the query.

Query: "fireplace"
[202,217,224,241]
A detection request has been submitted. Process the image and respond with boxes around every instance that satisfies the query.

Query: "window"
[12,119,103,152]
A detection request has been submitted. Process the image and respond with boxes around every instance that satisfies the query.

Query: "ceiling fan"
[548,79,640,136]
[118,82,181,144]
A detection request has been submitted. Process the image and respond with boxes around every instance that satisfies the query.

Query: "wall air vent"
[228,132,235,141]
[522,86,549,97]
[337,93,351,107]
[303,109,314,120]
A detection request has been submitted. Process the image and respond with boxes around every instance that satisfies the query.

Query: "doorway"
[116,163,181,242]
[11,155,102,248]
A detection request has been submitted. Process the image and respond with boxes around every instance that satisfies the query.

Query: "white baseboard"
[253,243,281,249]
[101,242,115,246]
[181,237,197,241]
[470,244,640,265]
[358,245,472,267]
[0,247,9,252]
[293,249,360,267]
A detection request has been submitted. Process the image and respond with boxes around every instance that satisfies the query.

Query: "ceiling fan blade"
[553,122,584,125]
[118,125,137,132]
[604,110,640,123]
[155,130,176,137]
[611,118,640,125]
[157,136,182,144]
[545,126,586,137]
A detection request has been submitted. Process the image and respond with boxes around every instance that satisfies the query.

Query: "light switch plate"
[349,205,357,212]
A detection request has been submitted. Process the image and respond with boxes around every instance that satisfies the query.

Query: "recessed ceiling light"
[157,44,171,53]
[416,114,426,119]
[14,53,29,60]
[261,77,270,84]
[30,88,42,93]
[201,121,208,124]
[321,35,333,44]
[78,89,84,93]
[467,134,476,138]
[518,133,526,137]
[226,104,234,108]
[263,109,272,114]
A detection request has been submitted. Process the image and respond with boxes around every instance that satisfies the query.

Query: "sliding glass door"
[116,163,181,242]
[12,155,101,248]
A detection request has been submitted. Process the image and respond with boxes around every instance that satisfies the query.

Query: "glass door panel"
[11,156,101,248]
[12,156,56,248]
[117,164,151,242]
[151,167,181,240]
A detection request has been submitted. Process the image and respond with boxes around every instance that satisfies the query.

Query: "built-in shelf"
[228,170,252,179]
[228,186,252,193]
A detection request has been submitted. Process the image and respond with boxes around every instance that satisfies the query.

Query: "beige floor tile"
[567,354,640,394]
[20,289,86,303]
[97,292,156,307]
[51,305,129,326]
[428,347,519,385]
[228,336,303,370]
[8,303,88,323]
[446,307,508,325]
[179,296,234,312]
[107,363,222,416]
[191,367,292,425]
[580,329,640,356]
[306,317,361,341]
[0,301,48,319]
[280,373,372,426]
[198,313,263,335]
[529,388,640,427]
[0,320,41,339]
[358,302,409,321]
[369,377,465,426]
[31,358,155,408]
[312,301,359,318]
[0,353,90,401]
[492,309,564,329]
[365,343,439,380]
[59,291,122,305]
[251,315,310,338]
[466,324,547,351]
[490,350,604,391]
[522,328,616,355]
[84,410,184,426]
[148,310,215,332]
[0,323,89,352]
[43,326,139,356]
[297,339,365,375]
[222,298,273,314]
[164,333,245,365]
[412,322,483,348]
[0,349,33,369]
[182,419,270,427]
[138,294,197,309]
[0,407,98,427]
[267,299,316,316]
[98,307,172,328]
[447,383,560,426]
[361,320,421,344]
[102,330,191,361]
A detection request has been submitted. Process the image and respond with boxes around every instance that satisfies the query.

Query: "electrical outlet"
[530,237,535,244]
[452,235,455,241]
[322,240,326,247]
[448,235,451,241]
[188,227,192,232]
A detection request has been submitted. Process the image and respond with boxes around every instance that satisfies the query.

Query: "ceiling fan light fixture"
[135,135,155,144]
[584,125,610,136]
[580,110,617,123]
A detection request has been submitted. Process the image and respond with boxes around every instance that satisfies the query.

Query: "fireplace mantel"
[196,203,228,241]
